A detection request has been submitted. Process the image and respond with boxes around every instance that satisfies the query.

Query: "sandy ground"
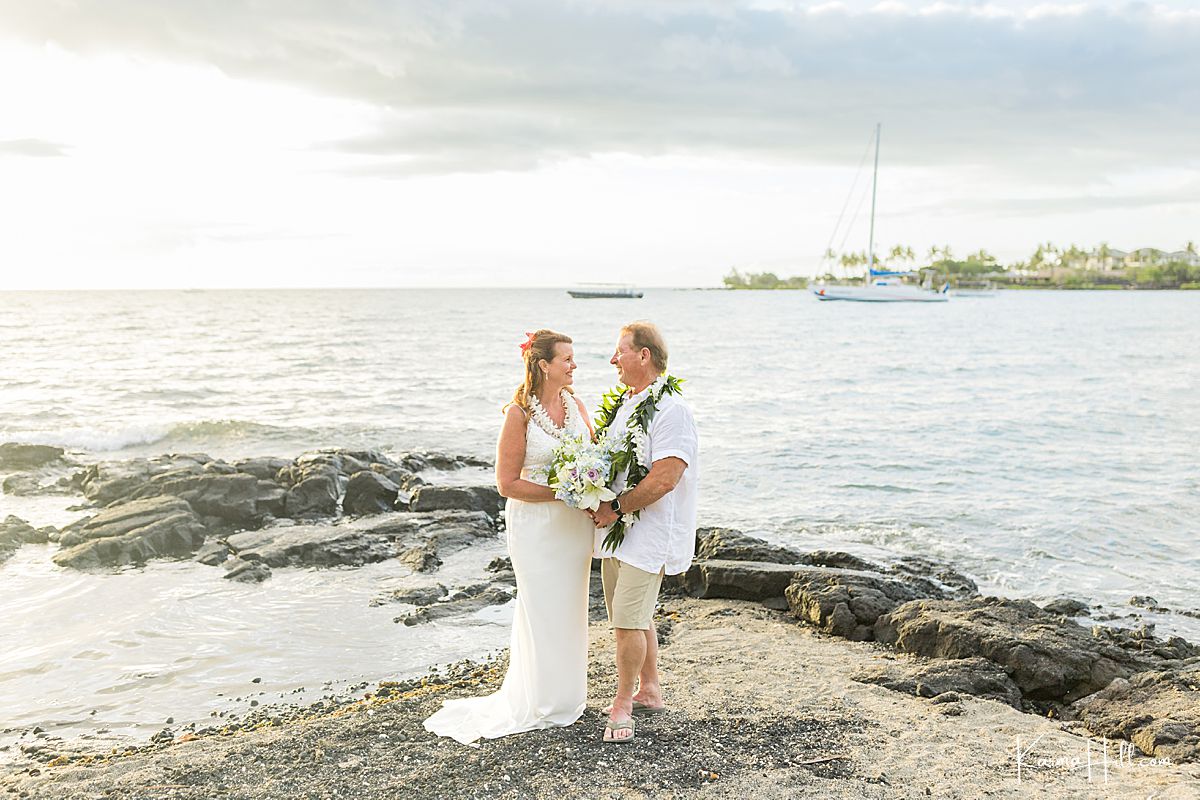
[3,596,1199,800]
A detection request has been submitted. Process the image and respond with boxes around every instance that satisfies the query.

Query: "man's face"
[610,333,639,386]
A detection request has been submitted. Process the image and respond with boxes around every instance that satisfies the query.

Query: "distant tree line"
[805,241,1200,289]
[723,269,808,290]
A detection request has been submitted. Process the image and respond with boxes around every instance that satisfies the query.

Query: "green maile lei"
[593,374,684,552]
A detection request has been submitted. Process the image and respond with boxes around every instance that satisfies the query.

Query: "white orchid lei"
[593,374,684,552]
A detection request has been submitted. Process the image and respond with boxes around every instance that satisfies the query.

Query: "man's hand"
[591,502,619,528]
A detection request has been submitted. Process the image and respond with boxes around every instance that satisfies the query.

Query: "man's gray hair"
[621,321,668,372]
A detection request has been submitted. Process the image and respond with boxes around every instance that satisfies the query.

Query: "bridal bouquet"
[540,435,616,512]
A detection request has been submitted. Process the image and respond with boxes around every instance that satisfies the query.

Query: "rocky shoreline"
[2,443,1200,797]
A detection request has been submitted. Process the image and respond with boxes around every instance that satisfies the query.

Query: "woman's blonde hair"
[509,329,574,413]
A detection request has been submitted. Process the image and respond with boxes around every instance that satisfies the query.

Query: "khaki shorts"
[601,558,664,630]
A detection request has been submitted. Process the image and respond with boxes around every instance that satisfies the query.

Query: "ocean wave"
[120,388,220,401]
[6,420,301,454]
[836,483,919,494]
[159,420,295,442]
[12,424,174,453]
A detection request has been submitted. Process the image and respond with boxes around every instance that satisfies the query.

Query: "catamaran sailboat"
[813,124,948,303]
[567,283,644,299]
[813,274,949,302]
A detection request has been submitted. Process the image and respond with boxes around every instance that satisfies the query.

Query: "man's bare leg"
[605,627,646,742]
[632,621,663,708]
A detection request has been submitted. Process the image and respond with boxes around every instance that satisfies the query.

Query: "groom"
[590,321,699,743]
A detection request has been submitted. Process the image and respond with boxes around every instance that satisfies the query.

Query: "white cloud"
[0,1,1195,288]
[0,139,70,157]
[1,1,1196,176]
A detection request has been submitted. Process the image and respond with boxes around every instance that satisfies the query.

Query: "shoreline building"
[1065,245,1200,274]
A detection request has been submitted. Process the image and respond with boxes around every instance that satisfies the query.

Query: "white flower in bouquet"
[546,435,616,512]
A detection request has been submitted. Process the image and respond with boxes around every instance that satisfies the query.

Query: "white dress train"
[423,390,595,746]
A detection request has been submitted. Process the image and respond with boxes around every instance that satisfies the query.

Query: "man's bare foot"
[603,716,635,743]
[604,696,635,742]
[602,694,665,715]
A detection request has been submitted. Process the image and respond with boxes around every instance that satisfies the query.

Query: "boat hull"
[812,284,948,303]
[567,290,644,299]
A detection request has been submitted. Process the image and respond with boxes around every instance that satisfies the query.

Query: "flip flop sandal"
[601,700,666,716]
[603,718,635,743]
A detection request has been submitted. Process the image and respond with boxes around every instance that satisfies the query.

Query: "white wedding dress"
[423,390,595,746]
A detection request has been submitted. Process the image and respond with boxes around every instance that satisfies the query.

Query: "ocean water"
[1,288,1197,750]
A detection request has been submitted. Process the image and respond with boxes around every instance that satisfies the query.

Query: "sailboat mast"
[868,122,880,273]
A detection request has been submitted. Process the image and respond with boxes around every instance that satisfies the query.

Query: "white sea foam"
[9,423,174,454]
[4,420,299,455]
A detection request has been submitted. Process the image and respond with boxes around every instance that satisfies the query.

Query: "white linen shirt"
[593,387,699,575]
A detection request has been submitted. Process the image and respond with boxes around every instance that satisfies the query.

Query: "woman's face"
[541,342,576,387]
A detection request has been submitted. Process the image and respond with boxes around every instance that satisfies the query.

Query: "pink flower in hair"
[519,331,536,353]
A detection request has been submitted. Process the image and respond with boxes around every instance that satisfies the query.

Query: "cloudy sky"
[1,0,1197,289]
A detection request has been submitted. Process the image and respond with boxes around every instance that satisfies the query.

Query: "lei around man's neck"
[593,373,684,552]
[593,374,683,435]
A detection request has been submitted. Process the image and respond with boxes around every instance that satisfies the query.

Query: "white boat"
[950,280,998,298]
[567,283,644,299]
[813,124,949,303]
[814,277,949,302]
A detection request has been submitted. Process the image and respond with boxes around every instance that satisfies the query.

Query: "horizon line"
[0,285,726,293]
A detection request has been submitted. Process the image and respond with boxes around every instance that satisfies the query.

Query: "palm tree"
[968,249,995,266]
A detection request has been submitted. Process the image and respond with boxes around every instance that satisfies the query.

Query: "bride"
[423,329,596,746]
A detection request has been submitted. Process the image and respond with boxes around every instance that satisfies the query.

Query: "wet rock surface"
[678,558,803,601]
[231,457,293,482]
[395,585,516,626]
[786,568,946,641]
[72,449,486,521]
[1042,597,1092,617]
[389,558,519,626]
[875,597,1198,703]
[126,472,278,525]
[693,526,804,564]
[1,515,53,548]
[2,469,82,497]
[853,656,1023,708]
[282,474,339,519]
[0,442,66,470]
[51,497,209,569]
[79,454,214,506]
[222,511,495,570]
[1129,595,1200,621]
[410,485,504,519]
[40,448,495,571]
[382,585,449,606]
[0,516,39,562]
[222,557,273,583]
[342,471,400,515]
[1072,665,1200,762]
